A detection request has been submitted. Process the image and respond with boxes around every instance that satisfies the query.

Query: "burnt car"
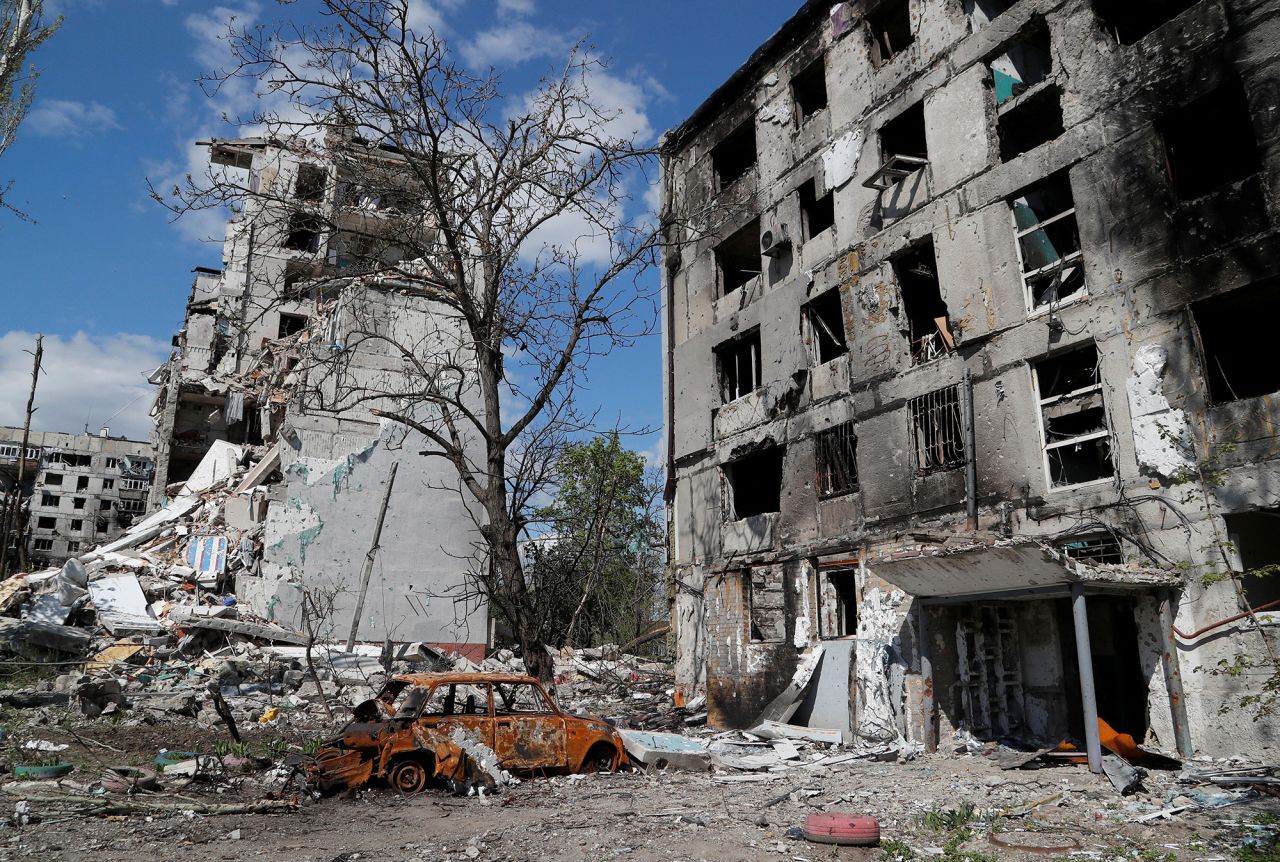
[305,672,628,794]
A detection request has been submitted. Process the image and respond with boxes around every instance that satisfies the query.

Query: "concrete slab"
[617,730,710,771]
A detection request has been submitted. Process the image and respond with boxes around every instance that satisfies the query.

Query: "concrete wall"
[663,0,1280,756]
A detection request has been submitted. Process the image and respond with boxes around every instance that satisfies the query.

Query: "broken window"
[295,163,328,202]
[494,683,555,714]
[278,313,308,339]
[909,385,965,474]
[283,213,323,253]
[716,329,762,403]
[802,287,848,365]
[964,0,1014,31]
[1034,343,1114,489]
[1191,279,1280,404]
[73,497,85,510]
[1058,533,1123,565]
[1091,0,1199,45]
[69,519,83,532]
[990,26,1052,107]
[36,517,55,530]
[99,500,112,511]
[94,516,108,533]
[66,541,80,553]
[104,458,118,470]
[1010,172,1084,310]
[792,55,828,122]
[43,473,62,486]
[716,217,762,296]
[746,567,787,642]
[799,178,835,240]
[711,120,757,190]
[33,539,53,552]
[116,498,146,514]
[41,494,59,507]
[1157,80,1262,202]
[76,475,89,491]
[119,479,150,491]
[1224,510,1280,610]
[892,239,955,365]
[819,567,858,638]
[815,421,859,497]
[102,479,114,490]
[867,0,914,67]
[865,100,928,190]
[992,28,1062,161]
[724,445,784,520]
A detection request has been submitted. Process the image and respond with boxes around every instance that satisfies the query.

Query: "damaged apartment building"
[150,131,489,658]
[0,428,153,571]
[661,0,1280,762]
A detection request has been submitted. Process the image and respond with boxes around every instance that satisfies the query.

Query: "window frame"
[1009,178,1086,315]
[1031,345,1115,492]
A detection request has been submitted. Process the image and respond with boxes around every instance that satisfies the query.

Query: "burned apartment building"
[149,131,490,657]
[0,427,153,570]
[661,0,1280,761]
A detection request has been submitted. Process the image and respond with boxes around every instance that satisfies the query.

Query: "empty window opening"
[69,519,83,532]
[867,0,915,67]
[965,0,1015,31]
[893,240,955,365]
[819,568,858,638]
[66,541,80,553]
[33,539,53,552]
[36,517,55,530]
[716,217,762,296]
[990,26,1052,107]
[745,567,787,642]
[803,288,848,365]
[46,452,91,467]
[1057,534,1123,565]
[73,497,86,510]
[1091,0,1199,46]
[99,500,112,511]
[815,421,859,497]
[1010,172,1084,310]
[43,473,62,486]
[909,385,965,474]
[998,85,1064,162]
[278,312,308,339]
[865,101,928,190]
[1157,81,1262,202]
[104,458,118,469]
[955,605,1026,739]
[799,178,835,240]
[102,478,114,490]
[295,163,328,202]
[1224,510,1280,610]
[724,445,784,520]
[1034,344,1114,489]
[41,494,59,507]
[717,329,762,403]
[792,55,829,122]
[76,475,89,491]
[283,213,323,253]
[712,121,757,190]
[1192,279,1280,404]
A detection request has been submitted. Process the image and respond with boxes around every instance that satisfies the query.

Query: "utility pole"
[1,335,43,578]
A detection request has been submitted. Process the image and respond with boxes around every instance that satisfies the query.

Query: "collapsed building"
[660,0,1280,762]
[0,428,153,570]
[149,131,489,658]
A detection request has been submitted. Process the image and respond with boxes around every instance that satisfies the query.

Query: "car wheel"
[389,757,430,794]
[582,745,617,774]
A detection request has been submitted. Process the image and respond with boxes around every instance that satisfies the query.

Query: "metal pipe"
[345,461,399,651]
[1070,583,1103,774]
[1172,598,1280,641]
[917,602,936,752]
[1157,589,1194,759]
[962,368,978,531]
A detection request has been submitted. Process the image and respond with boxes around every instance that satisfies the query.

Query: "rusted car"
[304,672,628,794]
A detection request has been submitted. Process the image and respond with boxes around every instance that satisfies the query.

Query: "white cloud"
[25,99,120,138]
[460,20,569,67]
[0,331,171,441]
[496,0,536,14]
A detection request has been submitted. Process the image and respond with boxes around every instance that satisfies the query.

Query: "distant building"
[0,427,153,569]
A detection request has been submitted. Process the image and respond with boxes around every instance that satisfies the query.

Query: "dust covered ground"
[1,721,1275,862]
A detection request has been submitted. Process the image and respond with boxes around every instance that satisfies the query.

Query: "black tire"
[581,744,618,774]
[388,756,431,794]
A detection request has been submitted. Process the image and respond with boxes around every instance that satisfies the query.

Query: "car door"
[418,682,495,749]
[492,682,567,771]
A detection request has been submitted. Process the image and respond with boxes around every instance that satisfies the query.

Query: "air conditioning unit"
[760,223,792,258]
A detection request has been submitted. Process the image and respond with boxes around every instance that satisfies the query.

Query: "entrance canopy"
[868,535,1178,603]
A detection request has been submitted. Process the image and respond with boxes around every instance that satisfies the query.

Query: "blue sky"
[0,0,798,450]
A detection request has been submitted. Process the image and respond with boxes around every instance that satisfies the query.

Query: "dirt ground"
[1,722,1276,862]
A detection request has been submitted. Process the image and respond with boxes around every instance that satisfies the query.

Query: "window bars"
[909,385,965,473]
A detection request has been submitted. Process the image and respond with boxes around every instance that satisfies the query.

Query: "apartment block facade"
[661,0,1280,758]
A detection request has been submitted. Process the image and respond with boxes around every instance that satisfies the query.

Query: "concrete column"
[1071,583,1103,774]
[917,602,936,752]
[1157,589,1194,759]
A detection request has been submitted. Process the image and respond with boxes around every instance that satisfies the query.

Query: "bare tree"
[0,0,59,218]
[153,1,675,682]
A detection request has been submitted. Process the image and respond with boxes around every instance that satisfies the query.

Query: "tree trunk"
[488,506,555,684]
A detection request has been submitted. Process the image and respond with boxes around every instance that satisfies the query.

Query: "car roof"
[390,672,541,686]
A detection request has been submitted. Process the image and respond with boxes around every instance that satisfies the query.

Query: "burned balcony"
[1034,344,1115,489]
[909,385,965,475]
[1191,279,1280,405]
[802,287,848,365]
[723,445,784,520]
[1010,172,1084,311]
[892,239,954,365]
[864,101,928,191]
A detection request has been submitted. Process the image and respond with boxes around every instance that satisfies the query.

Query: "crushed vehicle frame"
[305,672,629,794]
